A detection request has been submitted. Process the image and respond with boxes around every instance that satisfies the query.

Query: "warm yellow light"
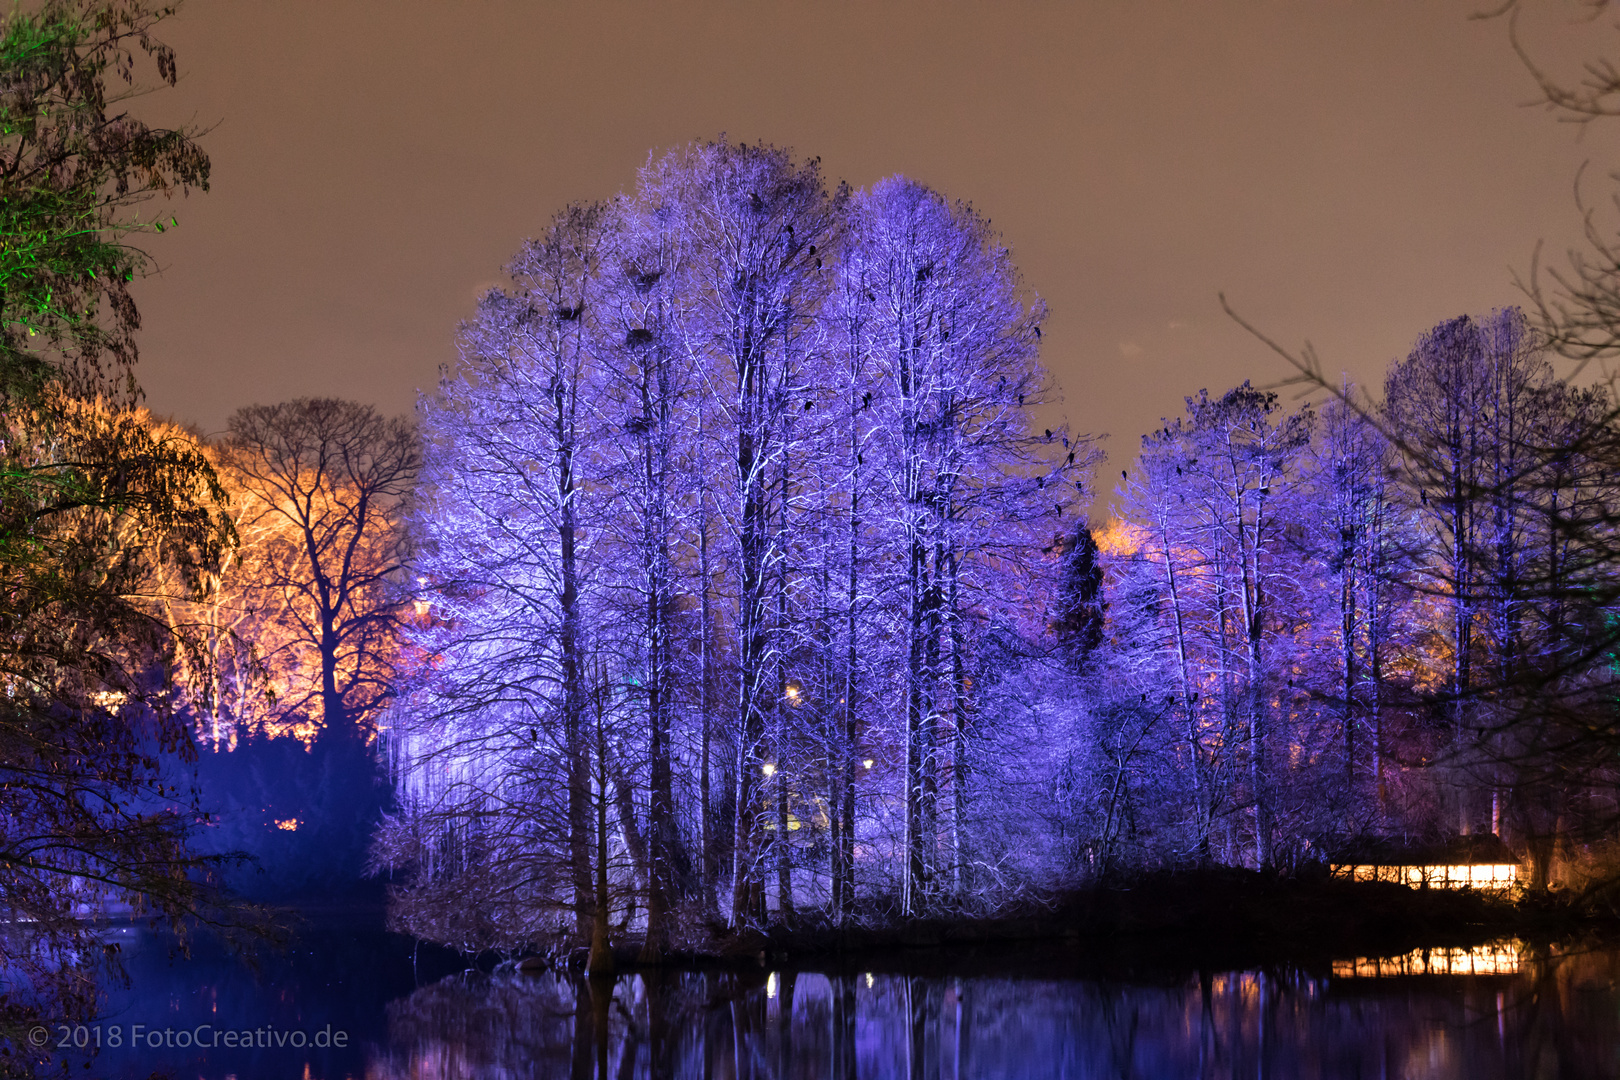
[1330,862,1519,891]
[274,818,300,832]
[1332,941,1522,978]
[865,973,874,989]
[89,690,128,714]
[766,972,778,998]
[785,684,801,704]
[761,763,777,777]
[862,759,874,769]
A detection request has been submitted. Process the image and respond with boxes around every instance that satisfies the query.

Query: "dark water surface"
[59,912,1620,1078]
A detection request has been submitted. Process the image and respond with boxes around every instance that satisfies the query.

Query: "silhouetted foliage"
[1053,524,1105,674]
[190,724,388,901]
[0,5,237,1071]
[223,398,420,740]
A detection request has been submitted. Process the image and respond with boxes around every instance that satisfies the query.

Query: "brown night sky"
[128,2,1612,483]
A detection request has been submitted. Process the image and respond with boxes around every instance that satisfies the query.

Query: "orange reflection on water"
[1332,941,1523,978]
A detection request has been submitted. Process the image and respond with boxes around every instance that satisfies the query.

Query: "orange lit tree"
[220,398,420,742]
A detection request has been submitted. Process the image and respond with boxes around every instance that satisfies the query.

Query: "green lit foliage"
[0,0,208,404]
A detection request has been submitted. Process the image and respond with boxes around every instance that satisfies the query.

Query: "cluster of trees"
[1067,308,1620,887]
[0,5,416,1058]
[371,142,1086,964]
[374,153,1620,966]
[11,4,1620,1062]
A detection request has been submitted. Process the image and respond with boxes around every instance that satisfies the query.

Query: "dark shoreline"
[588,868,1620,979]
[252,869,1620,981]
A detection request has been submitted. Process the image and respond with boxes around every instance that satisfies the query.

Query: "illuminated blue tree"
[836,176,1078,910]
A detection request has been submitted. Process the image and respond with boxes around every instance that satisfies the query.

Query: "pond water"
[55,911,1620,1078]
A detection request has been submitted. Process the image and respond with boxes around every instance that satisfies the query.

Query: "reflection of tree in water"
[370,947,1620,1079]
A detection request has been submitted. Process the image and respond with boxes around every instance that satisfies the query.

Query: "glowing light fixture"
[862,759,874,770]
[761,763,777,777]
[766,972,778,998]
[274,818,300,832]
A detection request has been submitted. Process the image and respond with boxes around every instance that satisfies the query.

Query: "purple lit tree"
[378,142,1088,955]
[837,177,1080,910]
[1382,308,1620,883]
[593,196,704,960]
[374,203,621,958]
[1112,384,1312,869]
[1297,392,1403,818]
[637,141,842,927]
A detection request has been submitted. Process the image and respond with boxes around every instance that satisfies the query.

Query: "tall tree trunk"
[557,409,592,944]
[319,609,345,736]
[1341,527,1357,791]
[730,335,770,927]
[1368,493,1390,818]
[698,487,719,920]
[948,550,969,898]
[1157,516,1206,862]
[1238,482,1271,871]
[773,439,794,923]
[641,361,676,964]
[836,453,860,923]
[921,549,943,893]
[1451,426,1474,836]
[588,680,614,975]
[905,527,931,915]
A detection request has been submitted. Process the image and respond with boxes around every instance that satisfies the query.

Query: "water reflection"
[373,942,1620,1080]
[72,919,1620,1078]
[1332,941,1525,978]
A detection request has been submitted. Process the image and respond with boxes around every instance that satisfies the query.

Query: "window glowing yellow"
[1328,862,1519,890]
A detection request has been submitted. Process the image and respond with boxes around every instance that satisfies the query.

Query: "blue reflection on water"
[62,908,460,1079]
[57,915,1620,1079]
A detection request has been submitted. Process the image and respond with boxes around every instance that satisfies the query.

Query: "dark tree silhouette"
[224,398,420,740]
[1053,524,1106,674]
